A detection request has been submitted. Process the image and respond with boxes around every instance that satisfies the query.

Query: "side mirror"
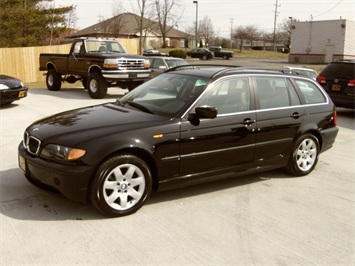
[188,106,217,126]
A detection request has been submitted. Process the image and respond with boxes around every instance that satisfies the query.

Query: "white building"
[288,19,354,64]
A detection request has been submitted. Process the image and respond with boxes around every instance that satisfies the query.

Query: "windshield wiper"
[115,98,124,106]
[126,101,154,114]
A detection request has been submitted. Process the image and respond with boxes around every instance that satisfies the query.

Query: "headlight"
[0,84,10,90]
[144,59,150,68]
[103,59,118,68]
[40,144,86,161]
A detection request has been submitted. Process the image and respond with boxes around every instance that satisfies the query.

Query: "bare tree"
[278,17,298,49]
[106,1,127,36]
[132,0,156,54]
[233,26,249,51]
[244,25,260,48]
[259,31,274,50]
[154,0,182,48]
[199,16,214,47]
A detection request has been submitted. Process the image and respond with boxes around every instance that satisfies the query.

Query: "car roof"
[147,56,184,60]
[166,65,304,79]
[282,66,316,72]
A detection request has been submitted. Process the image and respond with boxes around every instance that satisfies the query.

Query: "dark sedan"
[186,48,214,60]
[0,74,28,105]
[143,49,169,57]
[18,66,338,217]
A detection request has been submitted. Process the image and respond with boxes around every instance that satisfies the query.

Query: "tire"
[89,155,152,217]
[82,77,88,90]
[87,72,108,99]
[286,133,320,176]
[223,55,229,60]
[202,55,208,60]
[127,81,143,91]
[46,69,62,91]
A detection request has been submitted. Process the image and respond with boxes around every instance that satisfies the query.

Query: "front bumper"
[0,87,27,104]
[102,70,151,82]
[18,143,95,203]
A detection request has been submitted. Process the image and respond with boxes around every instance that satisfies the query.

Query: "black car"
[18,66,338,217]
[143,49,169,57]
[186,48,214,60]
[0,74,28,105]
[316,60,355,108]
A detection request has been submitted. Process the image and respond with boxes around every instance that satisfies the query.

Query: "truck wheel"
[223,55,229,60]
[127,81,143,91]
[89,154,153,217]
[82,77,88,90]
[87,72,108,99]
[46,69,62,91]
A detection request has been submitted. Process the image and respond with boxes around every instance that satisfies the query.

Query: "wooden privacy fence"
[0,38,139,84]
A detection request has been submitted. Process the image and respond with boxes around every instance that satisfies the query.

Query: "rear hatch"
[317,61,355,94]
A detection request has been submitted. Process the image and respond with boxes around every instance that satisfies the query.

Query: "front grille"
[23,131,41,155]
[117,59,145,69]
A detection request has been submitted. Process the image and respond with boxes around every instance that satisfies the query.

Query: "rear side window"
[255,77,299,109]
[295,79,326,104]
[199,77,250,114]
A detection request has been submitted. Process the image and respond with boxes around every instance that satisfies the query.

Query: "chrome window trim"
[180,73,331,119]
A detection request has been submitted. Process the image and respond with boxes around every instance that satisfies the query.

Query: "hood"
[26,103,168,145]
[0,75,24,89]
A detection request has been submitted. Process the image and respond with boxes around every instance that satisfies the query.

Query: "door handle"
[291,112,301,119]
[242,118,256,126]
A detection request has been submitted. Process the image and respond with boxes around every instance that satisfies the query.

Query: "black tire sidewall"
[87,73,108,99]
[90,155,152,217]
[46,69,61,91]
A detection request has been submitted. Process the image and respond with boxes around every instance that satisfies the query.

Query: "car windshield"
[166,59,188,68]
[86,40,126,53]
[293,69,318,79]
[119,73,208,116]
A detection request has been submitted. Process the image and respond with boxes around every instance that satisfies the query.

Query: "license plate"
[331,84,341,91]
[18,155,26,173]
[129,73,137,79]
[18,91,26,97]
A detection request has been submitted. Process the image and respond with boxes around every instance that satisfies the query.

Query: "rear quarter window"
[295,79,326,104]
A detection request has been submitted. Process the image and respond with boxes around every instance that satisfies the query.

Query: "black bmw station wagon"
[18,66,339,217]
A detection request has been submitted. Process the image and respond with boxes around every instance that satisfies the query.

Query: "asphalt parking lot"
[1,59,354,265]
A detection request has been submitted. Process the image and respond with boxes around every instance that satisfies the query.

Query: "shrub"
[169,49,186,59]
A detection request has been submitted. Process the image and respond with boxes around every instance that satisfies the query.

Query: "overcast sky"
[54,0,355,38]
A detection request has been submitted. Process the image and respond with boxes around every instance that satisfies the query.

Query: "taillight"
[348,80,355,87]
[316,76,326,84]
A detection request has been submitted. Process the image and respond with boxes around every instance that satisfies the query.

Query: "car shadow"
[27,87,126,100]
[0,102,22,110]
[336,107,355,130]
[0,167,292,221]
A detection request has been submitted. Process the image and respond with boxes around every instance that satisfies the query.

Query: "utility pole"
[230,18,233,49]
[193,1,199,47]
[273,0,280,52]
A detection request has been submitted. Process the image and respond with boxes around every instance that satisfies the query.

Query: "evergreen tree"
[0,0,74,47]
